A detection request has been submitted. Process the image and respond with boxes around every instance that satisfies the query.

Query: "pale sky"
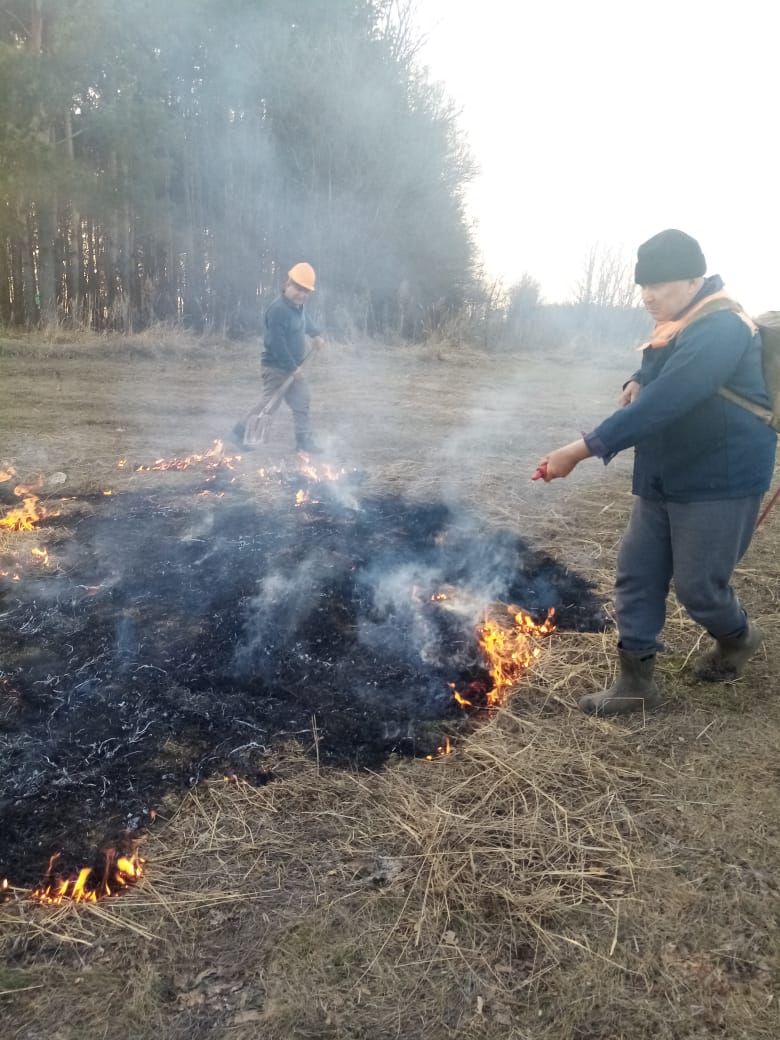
[413,0,778,312]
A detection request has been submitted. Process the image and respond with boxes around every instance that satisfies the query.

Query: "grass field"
[1,328,778,1040]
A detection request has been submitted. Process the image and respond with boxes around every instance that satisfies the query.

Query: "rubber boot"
[693,622,763,682]
[579,649,661,716]
[229,421,245,448]
[296,433,323,455]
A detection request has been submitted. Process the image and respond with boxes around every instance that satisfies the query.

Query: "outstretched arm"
[533,438,592,481]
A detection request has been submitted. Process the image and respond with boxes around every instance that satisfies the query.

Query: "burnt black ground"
[0,473,605,884]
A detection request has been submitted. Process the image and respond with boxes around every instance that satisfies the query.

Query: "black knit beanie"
[634,229,706,285]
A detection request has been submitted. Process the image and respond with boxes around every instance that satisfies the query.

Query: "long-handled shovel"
[241,350,315,448]
[756,483,780,531]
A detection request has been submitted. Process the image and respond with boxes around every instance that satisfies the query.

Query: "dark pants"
[246,366,311,442]
[615,495,762,653]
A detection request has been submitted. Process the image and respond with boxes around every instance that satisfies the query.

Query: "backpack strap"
[716,385,775,426]
[677,299,773,426]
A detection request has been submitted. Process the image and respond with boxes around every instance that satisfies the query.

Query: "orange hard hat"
[287,262,316,292]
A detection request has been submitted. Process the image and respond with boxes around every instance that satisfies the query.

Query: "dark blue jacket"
[585,279,777,502]
[262,295,321,371]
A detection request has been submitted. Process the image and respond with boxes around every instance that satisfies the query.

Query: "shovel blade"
[243,414,270,447]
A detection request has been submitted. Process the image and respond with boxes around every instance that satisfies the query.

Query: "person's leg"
[580,497,670,715]
[614,497,674,652]
[259,367,288,412]
[670,497,760,636]
[285,376,317,451]
[670,497,764,679]
[236,367,288,446]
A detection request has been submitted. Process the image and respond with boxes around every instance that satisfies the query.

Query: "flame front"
[0,493,55,532]
[31,847,145,905]
[452,605,555,710]
[296,455,346,482]
[291,456,350,508]
[134,440,240,472]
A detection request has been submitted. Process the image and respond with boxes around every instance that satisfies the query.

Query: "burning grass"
[1,332,778,1039]
[3,642,777,1039]
[0,458,605,889]
[30,842,144,905]
[0,469,60,533]
[0,707,658,1037]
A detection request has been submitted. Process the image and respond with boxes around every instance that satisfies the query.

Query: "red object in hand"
[531,462,548,481]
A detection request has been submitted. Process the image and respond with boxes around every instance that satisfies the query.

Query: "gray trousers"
[246,366,311,440]
[615,495,762,653]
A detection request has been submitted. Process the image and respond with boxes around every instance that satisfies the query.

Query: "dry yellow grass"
[1,328,778,1039]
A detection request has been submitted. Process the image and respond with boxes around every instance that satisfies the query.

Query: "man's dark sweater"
[262,295,321,371]
[584,276,777,502]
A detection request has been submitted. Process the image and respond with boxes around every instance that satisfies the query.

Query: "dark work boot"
[579,649,661,716]
[296,433,323,455]
[693,622,764,682]
[229,421,245,448]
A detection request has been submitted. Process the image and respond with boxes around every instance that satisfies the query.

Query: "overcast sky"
[413,0,777,312]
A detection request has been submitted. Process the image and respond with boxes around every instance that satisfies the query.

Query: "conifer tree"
[0,0,475,333]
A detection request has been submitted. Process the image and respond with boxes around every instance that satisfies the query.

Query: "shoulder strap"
[682,296,757,335]
[681,299,775,426]
[717,385,775,426]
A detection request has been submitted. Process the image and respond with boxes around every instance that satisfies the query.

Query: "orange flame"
[134,440,240,473]
[451,605,556,710]
[0,493,58,532]
[425,734,454,761]
[296,456,346,482]
[31,546,50,566]
[31,847,144,905]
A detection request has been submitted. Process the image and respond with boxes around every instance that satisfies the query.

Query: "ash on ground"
[0,475,605,882]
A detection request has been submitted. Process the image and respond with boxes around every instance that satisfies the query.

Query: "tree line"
[0,0,475,335]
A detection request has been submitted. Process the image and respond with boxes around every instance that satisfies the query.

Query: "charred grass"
[1,329,779,1039]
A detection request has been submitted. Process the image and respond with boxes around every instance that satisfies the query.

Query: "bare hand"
[618,380,641,407]
[534,439,591,482]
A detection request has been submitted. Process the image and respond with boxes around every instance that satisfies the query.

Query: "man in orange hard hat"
[237,262,326,452]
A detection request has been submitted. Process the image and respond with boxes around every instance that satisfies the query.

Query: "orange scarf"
[642,290,757,349]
